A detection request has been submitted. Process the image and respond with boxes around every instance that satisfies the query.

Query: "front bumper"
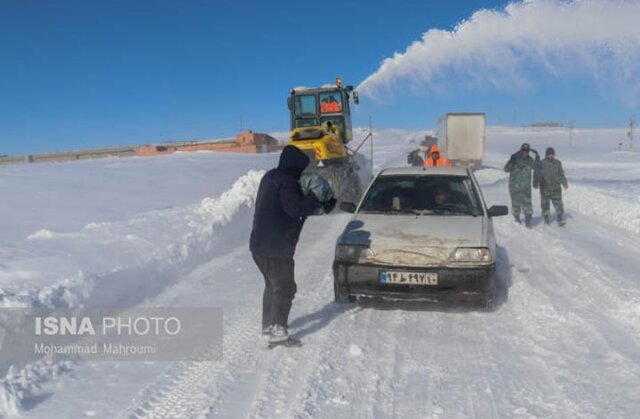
[333,260,495,301]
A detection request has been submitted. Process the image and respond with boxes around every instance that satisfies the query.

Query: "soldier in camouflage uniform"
[535,147,568,226]
[504,143,538,227]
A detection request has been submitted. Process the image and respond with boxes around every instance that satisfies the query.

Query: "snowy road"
[2,127,639,418]
[123,200,640,418]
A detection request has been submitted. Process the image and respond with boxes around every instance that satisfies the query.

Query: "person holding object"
[250,145,336,347]
[407,139,431,167]
[536,147,568,226]
[504,143,538,227]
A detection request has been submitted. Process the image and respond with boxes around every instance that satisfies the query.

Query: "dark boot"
[543,214,550,225]
[514,214,521,224]
[525,214,532,228]
[557,213,566,226]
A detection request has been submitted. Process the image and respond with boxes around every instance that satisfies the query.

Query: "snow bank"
[196,170,264,229]
[1,170,264,310]
[0,272,94,308]
[0,151,276,246]
[0,170,265,415]
[0,360,71,417]
[567,184,640,235]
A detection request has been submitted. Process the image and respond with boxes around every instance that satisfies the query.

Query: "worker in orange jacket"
[320,96,342,113]
[424,145,452,167]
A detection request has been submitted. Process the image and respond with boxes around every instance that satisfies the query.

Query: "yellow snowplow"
[287,78,367,203]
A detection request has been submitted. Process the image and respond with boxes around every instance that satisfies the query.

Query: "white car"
[333,166,508,308]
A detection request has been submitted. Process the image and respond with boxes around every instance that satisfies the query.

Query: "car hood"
[339,213,487,267]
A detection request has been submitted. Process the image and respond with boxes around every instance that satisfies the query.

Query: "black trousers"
[252,254,297,329]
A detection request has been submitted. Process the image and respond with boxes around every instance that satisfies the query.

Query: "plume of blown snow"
[358,0,640,103]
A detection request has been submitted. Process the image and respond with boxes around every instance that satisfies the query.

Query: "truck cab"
[287,80,358,162]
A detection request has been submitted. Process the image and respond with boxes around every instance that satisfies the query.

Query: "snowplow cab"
[286,79,364,203]
[287,79,357,163]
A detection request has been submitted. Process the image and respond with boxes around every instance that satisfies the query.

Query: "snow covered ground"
[0,126,639,418]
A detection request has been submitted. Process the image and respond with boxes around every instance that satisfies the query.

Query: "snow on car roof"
[379,166,468,176]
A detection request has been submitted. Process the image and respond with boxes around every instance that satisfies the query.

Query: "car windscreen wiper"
[390,208,422,216]
[361,208,422,216]
[433,208,476,216]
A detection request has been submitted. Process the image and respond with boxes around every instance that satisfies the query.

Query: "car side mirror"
[339,202,357,213]
[488,205,508,217]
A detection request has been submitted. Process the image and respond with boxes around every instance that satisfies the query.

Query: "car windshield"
[359,175,482,216]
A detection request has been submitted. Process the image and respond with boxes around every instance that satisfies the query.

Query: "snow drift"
[0,170,264,310]
[0,170,265,415]
[358,0,640,102]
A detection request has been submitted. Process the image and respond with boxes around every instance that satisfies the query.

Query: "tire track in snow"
[278,217,628,418]
[126,214,350,419]
[239,216,354,419]
[128,179,640,419]
[126,246,265,419]
[496,219,640,417]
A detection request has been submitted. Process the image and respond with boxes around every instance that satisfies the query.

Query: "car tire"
[334,281,355,304]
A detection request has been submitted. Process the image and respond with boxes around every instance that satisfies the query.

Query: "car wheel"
[334,281,355,304]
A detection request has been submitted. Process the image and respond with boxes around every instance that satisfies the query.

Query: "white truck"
[437,113,486,167]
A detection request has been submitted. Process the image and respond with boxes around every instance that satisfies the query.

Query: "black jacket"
[407,149,426,167]
[249,145,320,257]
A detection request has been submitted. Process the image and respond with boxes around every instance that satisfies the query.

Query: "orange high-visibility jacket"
[320,101,341,113]
[424,145,452,167]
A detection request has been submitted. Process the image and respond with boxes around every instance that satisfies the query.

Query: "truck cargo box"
[437,113,486,167]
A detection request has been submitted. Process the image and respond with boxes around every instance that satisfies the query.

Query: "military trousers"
[509,185,533,217]
[540,188,564,216]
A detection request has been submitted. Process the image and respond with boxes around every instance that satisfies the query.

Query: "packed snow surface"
[0,127,639,418]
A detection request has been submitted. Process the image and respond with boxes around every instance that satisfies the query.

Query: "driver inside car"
[431,182,467,212]
[433,184,450,206]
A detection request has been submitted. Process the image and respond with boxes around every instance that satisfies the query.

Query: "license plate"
[380,271,438,285]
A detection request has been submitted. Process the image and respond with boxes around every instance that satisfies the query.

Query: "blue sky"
[0,0,636,155]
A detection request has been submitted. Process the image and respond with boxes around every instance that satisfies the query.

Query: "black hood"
[277,145,310,179]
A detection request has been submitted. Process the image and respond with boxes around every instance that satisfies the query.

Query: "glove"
[531,149,540,160]
[322,198,337,214]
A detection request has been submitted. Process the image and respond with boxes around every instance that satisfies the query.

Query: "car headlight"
[450,247,492,264]
[335,244,374,261]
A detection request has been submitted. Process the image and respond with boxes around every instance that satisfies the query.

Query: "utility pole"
[369,116,374,169]
[629,117,635,152]
[569,123,574,147]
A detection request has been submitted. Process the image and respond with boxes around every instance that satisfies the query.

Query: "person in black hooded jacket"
[250,145,336,345]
